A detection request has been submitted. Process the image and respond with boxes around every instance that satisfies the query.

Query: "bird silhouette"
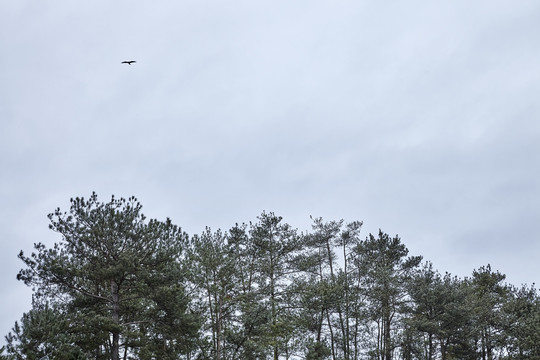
[121,61,136,65]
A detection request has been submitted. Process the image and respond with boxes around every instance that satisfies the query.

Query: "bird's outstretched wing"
[121,61,136,65]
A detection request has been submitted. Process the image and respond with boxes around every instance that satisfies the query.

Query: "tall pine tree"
[15,193,199,360]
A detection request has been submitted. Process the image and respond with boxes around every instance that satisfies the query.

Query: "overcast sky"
[1,0,539,340]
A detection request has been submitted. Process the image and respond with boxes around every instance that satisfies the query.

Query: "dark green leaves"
[5,196,539,360]
[10,193,197,360]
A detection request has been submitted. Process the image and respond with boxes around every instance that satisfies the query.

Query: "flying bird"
[121,61,136,65]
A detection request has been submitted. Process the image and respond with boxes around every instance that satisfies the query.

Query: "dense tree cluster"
[2,194,539,359]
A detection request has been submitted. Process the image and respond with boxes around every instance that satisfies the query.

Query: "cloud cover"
[1,0,539,339]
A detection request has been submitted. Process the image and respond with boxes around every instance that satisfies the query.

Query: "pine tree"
[352,230,422,360]
[15,193,199,359]
[249,212,299,360]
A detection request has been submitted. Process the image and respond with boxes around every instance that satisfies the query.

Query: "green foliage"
[5,195,539,360]
[500,284,540,359]
[186,227,240,359]
[10,193,198,360]
[468,265,511,359]
[4,301,88,360]
[407,263,476,360]
[305,339,332,360]
[249,212,300,359]
[352,230,422,360]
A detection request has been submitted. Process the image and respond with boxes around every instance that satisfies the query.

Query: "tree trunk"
[440,338,449,360]
[428,333,433,360]
[382,294,392,360]
[270,248,279,360]
[326,308,337,360]
[111,279,120,360]
[325,239,347,359]
[343,243,350,360]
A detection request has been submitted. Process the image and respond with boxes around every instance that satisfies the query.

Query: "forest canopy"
[2,193,539,360]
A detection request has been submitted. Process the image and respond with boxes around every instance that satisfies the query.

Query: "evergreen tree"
[306,217,345,360]
[226,222,270,360]
[352,230,422,360]
[408,265,476,360]
[303,217,364,360]
[502,284,540,358]
[187,227,241,359]
[407,262,442,360]
[4,301,87,359]
[470,265,510,360]
[249,212,300,360]
[6,202,539,360]
[14,193,199,360]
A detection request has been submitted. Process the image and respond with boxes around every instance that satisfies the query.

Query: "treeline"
[1,194,539,359]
